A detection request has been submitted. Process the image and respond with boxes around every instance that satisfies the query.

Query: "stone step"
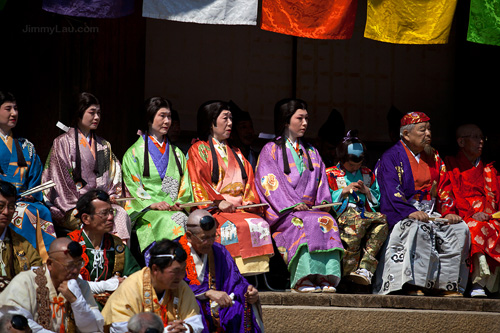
[260,292,500,313]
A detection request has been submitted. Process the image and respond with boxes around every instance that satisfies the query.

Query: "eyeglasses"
[93,208,117,219]
[0,201,16,213]
[191,232,217,243]
[460,135,487,142]
[186,215,216,231]
[151,246,187,262]
[50,257,85,271]
[145,329,160,333]
[10,314,29,330]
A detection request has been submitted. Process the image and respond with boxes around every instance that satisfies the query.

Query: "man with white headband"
[101,239,203,333]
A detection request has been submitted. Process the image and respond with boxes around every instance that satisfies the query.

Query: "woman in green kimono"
[122,97,193,265]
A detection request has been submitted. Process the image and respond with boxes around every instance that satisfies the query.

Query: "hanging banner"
[364,0,458,44]
[143,0,258,25]
[261,0,358,40]
[42,0,134,18]
[467,0,500,46]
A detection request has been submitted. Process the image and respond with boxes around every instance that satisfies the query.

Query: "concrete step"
[259,292,500,332]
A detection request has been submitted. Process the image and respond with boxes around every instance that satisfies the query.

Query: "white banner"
[143,0,258,25]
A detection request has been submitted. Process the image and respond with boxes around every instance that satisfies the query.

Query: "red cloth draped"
[261,0,358,40]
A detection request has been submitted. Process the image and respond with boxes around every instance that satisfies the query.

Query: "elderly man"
[0,237,104,332]
[101,239,203,333]
[445,124,500,297]
[127,312,164,333]
[180,209,262,332]
[67,189,140,308]
[373,112,470,296]
[0,181,41,285]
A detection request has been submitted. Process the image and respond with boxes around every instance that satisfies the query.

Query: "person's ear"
[81,213,91,226]
[457,137,465,148]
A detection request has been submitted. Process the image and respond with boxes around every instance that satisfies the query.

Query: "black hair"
[0,180,17,199]
[0,91,16,105]
[141,97,183,179]
[336,130,366,164]
[148,239,187,270]
[75,92,100,122]
[196,100,247,184]
[75,189,110,219]
[273,98,313,174]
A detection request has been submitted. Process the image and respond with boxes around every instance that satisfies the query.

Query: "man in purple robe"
[180,210,262,333]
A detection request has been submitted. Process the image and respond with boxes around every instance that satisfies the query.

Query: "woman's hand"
[151,201,172,211]
[218,200,236,213]
[293,203,309,211]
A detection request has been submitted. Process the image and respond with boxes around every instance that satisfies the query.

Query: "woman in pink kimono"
[42,92,131,243]
[255,98,344,292]
[187,100,274,276]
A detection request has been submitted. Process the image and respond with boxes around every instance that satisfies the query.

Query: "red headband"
[400,112,430,127]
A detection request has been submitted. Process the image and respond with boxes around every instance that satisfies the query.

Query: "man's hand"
[167,320,187,332]
[409,211,429,222]
[205,290,233,308]
[58,281,77,303]
[443,213,462,224]
[472,212,490,222]
[245,285,259,304]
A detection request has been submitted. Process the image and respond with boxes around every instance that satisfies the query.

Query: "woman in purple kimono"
[255,98,344,293]
[42,92,131,243]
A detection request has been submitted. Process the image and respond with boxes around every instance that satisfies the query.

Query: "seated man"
[128,312,164,333]
[180,209,262,332]
[0,306,32,333]
[373,112,470,296]
[0,181,41,287]
[445,124,500,297]
[68,189,141,309]
[101,239,203,333]
[0,238,104,332]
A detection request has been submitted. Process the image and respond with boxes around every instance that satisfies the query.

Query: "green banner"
[467,0,500,46]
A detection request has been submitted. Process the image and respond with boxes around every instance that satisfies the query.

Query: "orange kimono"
[187,138,273,275]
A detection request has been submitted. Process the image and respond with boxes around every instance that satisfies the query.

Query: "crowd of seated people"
[0,89,499,332]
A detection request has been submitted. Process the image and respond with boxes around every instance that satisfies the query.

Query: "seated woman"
[187,100,273,276]
[0,91,56,260]
[43,92,131,243]
[255,98,344,292]
[325,130,388,286]
[122,97,193,265]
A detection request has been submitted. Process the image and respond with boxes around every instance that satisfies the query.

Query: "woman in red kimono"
[187,100,273,276]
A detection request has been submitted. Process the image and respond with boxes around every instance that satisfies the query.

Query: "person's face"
[287,109,308,140]
[343,160,363,173]
[403,122,431,154]
[236,120,255,146]
[150,108,171,138]
[211,110,232,141]
[82,199,115,235]
[187,227,217,255]
[0,193,16,232]
[47,252,84,282]
[152,260,186,292]
[458,126,484,161]
[79,104,101,133]
[0,101,18,133]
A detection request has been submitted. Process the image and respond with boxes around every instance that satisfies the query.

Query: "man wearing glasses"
[181,209,263,332]
[0,237,104,332]
[102,239,203,333]
[67,189,140,309]
[0,180,41,288]
[445,124,499,297]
